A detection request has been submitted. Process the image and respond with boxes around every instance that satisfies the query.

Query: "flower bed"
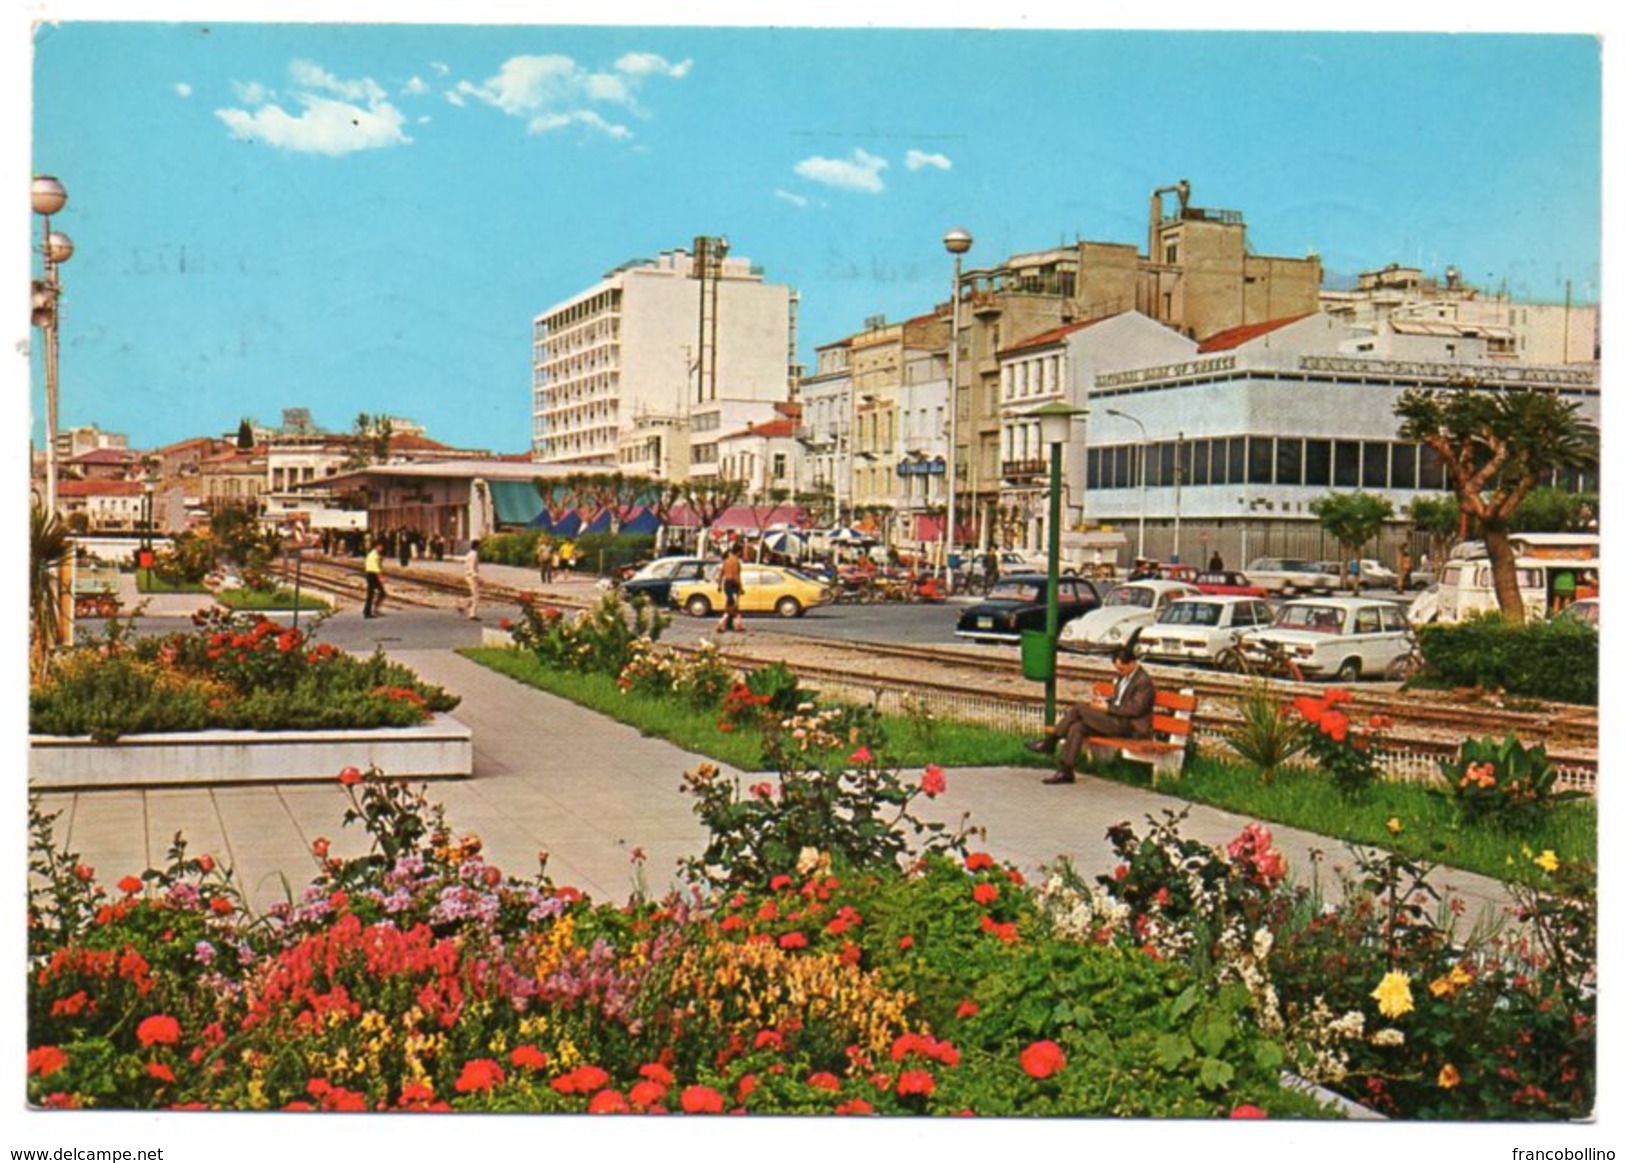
[26,746,1595,1119]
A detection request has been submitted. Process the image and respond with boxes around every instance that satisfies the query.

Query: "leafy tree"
[1510,487,1598,534]
[1406,494,1461,571]
[1308,491,1393,591]
[1396,386,1598,622]
[343,413,393,469]
[680,476,749,554]
[30,502,71,680]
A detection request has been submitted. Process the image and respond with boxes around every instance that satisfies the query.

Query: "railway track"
[285,555,1598,782]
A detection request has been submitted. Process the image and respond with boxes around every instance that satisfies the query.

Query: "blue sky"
[19,19,1605,455]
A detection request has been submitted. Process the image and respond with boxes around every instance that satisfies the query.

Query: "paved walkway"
[32,626,1521,928]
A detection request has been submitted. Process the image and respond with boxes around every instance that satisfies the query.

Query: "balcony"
[1000,458,1047,483]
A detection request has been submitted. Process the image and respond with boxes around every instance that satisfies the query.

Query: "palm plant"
[30,501,71,679]
[1224,679,1309,784]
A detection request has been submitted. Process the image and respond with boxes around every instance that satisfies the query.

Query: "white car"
[1245,557,1339,596]
[1058,579,1201,650]
[1138,596,1276,669]
[1239,596,1415,682]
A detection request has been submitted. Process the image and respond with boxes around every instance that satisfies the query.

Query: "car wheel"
[1334,657,1362,682]
[685,595,712,618]
[775,596,803,618]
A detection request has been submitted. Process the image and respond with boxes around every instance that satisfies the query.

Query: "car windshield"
[1158,602,1222,627]
[1104,585,1154,608]
[636,560,681,581]
[1277,605,1345,632]
[987,580,1041,603]
[1281,560,1320,573]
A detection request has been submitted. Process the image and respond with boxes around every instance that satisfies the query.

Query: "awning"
[488,480,543,526]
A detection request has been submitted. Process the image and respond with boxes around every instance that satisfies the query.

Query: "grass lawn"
[217,586,332,612]
[462,645,1596,886]
[134,570,207,594]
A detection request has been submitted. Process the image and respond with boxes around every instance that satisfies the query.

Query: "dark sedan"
[619,557,716,607]
[954,573,1102,644]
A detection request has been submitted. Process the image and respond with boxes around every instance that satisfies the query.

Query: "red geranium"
[807,1072,841,1091]
[973,882,1000,905]
[629,1080,668,1108]
[965,852,994,872]
[1230,1104,1268,1118]
[551,1065,611,1095]
[955,999,980,1019]
[587,1089,629,1114]
[1020,1040,1067,1080]
[27,1046,68,1077]
[778,931,808,950]
[509,1044,548,1071]
[146,1062,176,1084]
[836,1098,874,1115]
[680,1084,726,1113]
[453,1058,505,1094]
[136,1015,181,1048]
[117,876,143,895]
[337,766,364,786]
[896,1070,936,1097]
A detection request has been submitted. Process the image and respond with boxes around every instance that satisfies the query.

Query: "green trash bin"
[1020,629,1055,681]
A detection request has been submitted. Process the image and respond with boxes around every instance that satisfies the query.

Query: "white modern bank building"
[996,310,1598,570]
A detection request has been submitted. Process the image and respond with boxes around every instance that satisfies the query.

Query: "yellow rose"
[1533,850,1560,873]
[1371,970,1415,1019]
[1438,1063,1461,1089]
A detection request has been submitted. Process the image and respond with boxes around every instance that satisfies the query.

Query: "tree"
[1396,386,1599,622]
[680,476,749,555]
[30,502,71,680]
[236,418,254,450]
[1309,491,1393,591]
[1406,494,1461,573]
[343,413,393,469]
[1510,486,1598,534]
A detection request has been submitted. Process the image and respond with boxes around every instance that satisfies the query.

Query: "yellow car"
[672,564,835,619]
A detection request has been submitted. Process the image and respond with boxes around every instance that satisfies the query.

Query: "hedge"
[1417,614,1597,704]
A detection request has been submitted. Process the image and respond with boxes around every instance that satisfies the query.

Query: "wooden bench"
[1080,680,1198,785]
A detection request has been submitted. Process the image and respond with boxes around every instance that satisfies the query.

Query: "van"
[1412,533,1599,623]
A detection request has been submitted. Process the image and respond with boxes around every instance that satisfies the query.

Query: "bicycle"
[1222,639,1305,683]
[1383,640,1426,683]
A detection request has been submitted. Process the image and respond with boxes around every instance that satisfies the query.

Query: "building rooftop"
[1196,313,1316,352]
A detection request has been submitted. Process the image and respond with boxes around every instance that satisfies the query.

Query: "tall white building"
[532,239,796,470]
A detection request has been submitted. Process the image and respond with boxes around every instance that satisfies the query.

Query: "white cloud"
[215,62,411,156]
[402,76,429,97]
[775,189,810,208]
[450,50,689,141]
[430,61,450,76]
[173,82,192,98]
[793,148,889,194]
[905,149,952,172]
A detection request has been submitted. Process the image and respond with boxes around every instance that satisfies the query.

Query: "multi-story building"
[948,180,1324,552]
[55,424,129,459]
[715,405,802,497]
[1320,263,1599,366]
[794,338,853,524]
[1077,312,1599,570]
[532,238,796,469]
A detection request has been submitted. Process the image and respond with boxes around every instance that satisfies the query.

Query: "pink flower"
[920,765,947,797]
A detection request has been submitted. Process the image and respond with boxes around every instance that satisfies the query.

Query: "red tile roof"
[1196,313,1316,352]
[64,448,138,465]
[999,314,1117,355]
[58,479,146,497]
[724,419,797,440]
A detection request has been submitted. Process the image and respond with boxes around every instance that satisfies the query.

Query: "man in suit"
[1025,642,1156,784]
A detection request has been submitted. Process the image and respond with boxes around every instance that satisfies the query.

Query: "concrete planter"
[29,713,473,790]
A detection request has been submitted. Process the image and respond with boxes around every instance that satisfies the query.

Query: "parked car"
[1317,559,1399,589]
[1238,596,1414,681]
[967,548,1083,585]
[954,573,1102,644]
[1138,595,1277,669]
[1058,579,1201,650]
[672,564,836,619]
[618,556,716,607]
[1193,569,1269,598]
[1245,558,1339,596]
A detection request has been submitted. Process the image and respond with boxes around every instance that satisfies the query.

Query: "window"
[1191,438,1209,486]
[1419,445,1446,490]
[1227,437,1246,485]
[1087,447,1103,490]
[1304,440,1331,487]
[1156,442,1177,487]
[1334,440,1361,488]
[1354,608,1381,635]
[1390,443,1417,489]
[1362,442,1389,489]
[1247,437,1273,485]
[1275,438,1303,487]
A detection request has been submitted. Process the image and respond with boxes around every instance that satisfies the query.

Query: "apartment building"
[532,238,795,469]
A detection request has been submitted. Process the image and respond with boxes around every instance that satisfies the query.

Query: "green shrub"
[1417,615,1597,704]
[477,530,543,567]
[571,532,656,575]
[509,592,668,677]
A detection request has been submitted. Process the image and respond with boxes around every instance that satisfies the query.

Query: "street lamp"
[32,175,73,518]
[942,227,972,591]
[1105,408,1146,562]
[1029,400,1087,727]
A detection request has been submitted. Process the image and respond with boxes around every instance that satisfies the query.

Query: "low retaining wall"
[29,713,473,790]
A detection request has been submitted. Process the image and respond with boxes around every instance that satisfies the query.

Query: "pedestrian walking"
[717,542,745,633]
[1208,550,1224,572]
[463,540,482,620]
[363,538,387,618]
[1397,546,1413,593]
[536,537,554,584]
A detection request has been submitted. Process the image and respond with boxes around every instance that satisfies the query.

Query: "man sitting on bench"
[1024,639,1156,785]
